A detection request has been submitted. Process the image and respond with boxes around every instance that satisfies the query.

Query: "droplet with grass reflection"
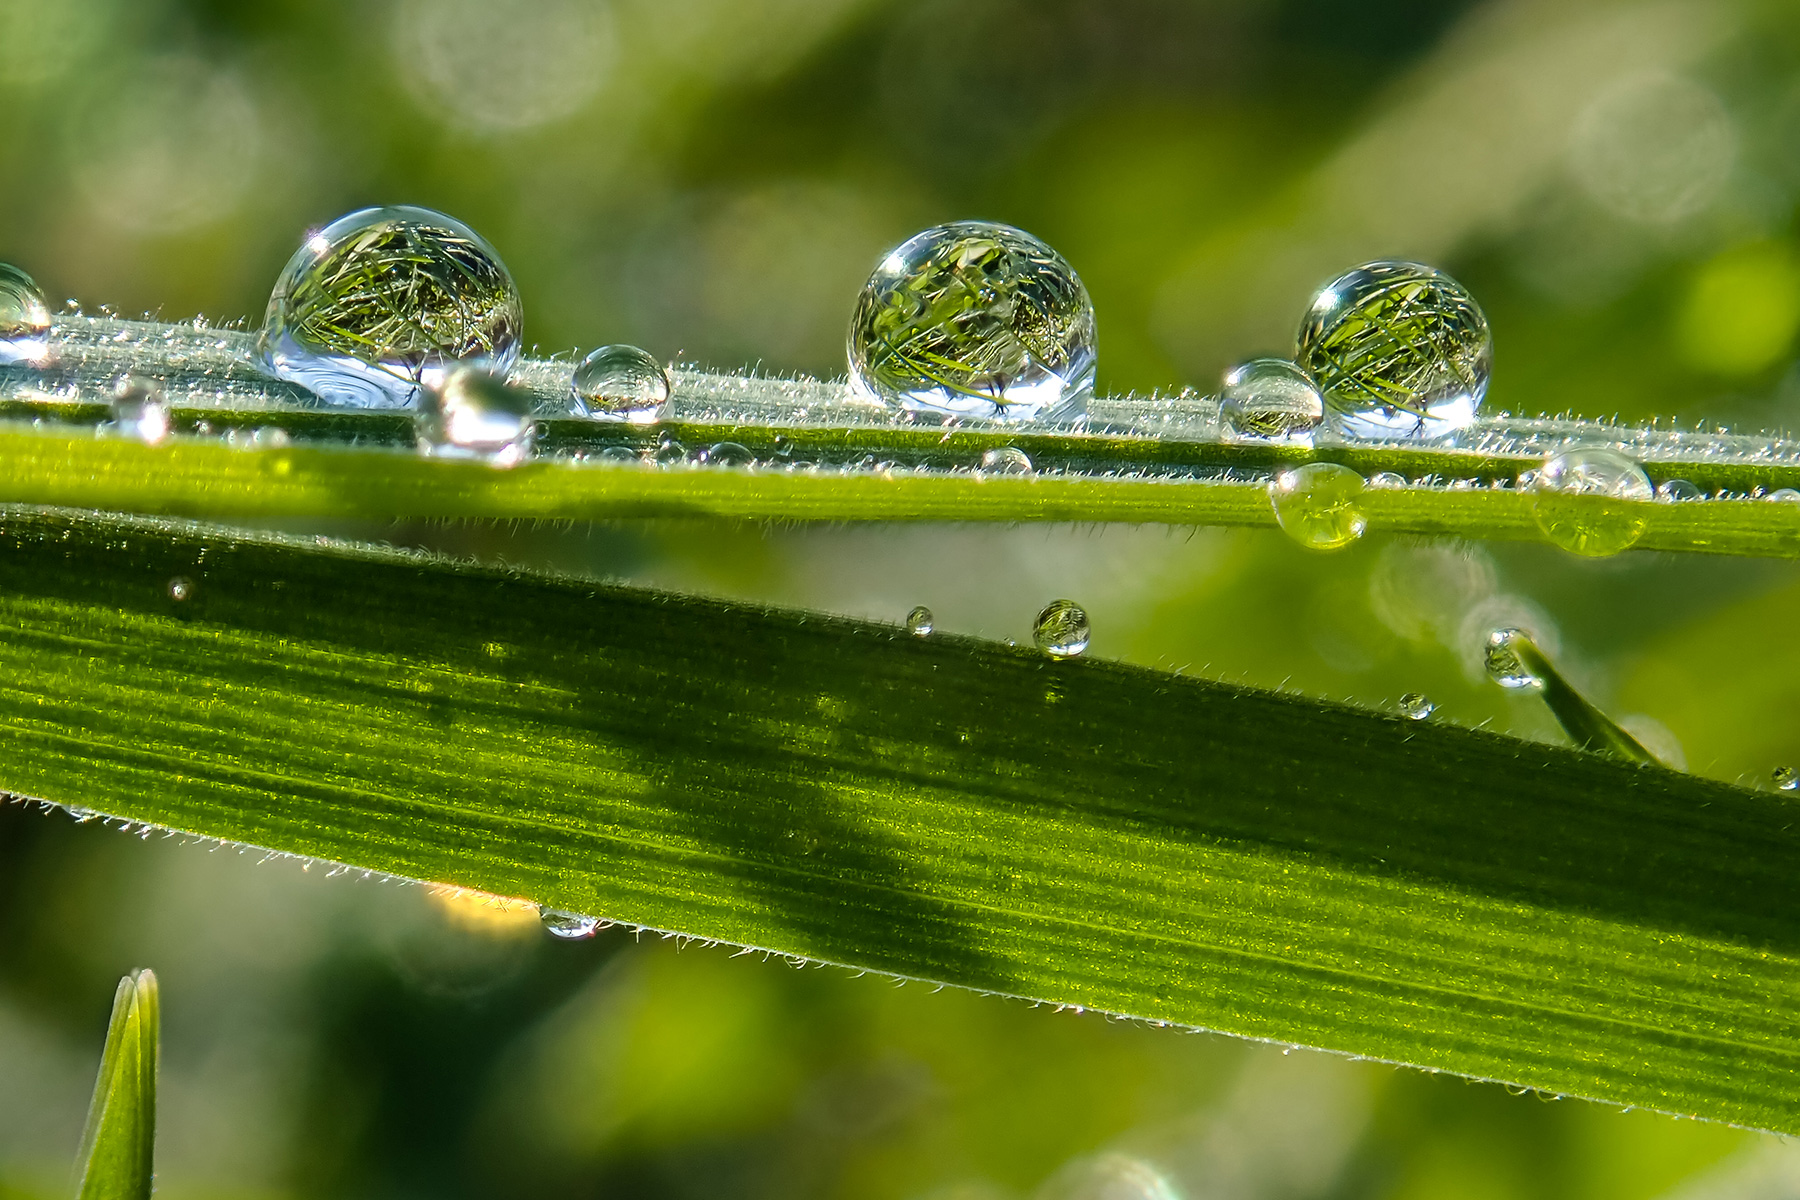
[1033,599,1090,658]
[1526,447,1654,557]
[416,368,536,466]
[1397,693,1435,720]
[259,205,523,409]
[540,909,602,940]
[0,263,51,366]
[1219,358,1323,445]
[571,344,669,422]
[1485,628,1543,689]
[906,605,934,637]
[849,221,1094,424]
[1297,260,1489,441]
[1269,462,1367,550]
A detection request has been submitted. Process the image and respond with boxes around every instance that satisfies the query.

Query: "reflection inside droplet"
[416,368,536,466]
[1033,599,1090,658]
[1269,462,1367,550]
[571,344,670,423]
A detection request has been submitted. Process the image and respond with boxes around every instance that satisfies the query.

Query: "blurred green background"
[4,0,1800,1196]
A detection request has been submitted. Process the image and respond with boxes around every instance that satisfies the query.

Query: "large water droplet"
[571,344,669,422]
[1033,599,1090,658]
[849,221,1095,424]
[979,445,1033,476]
[1397,692,1435,720]
[540,908,603,940]
[1219,358,1323,445]
[1527,447,1653,557]
[416,368,536,465]
[259,205,522,408]
[0,263,51,366]
[110,376,170,444]
[1770,488,1800,503]
[906,605,934,636]
[1296,261,1490,440]
[1484,628,1543,689]
[1269,462,1367,550]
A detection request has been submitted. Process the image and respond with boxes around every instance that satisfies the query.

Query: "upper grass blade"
[2,507,1797,1133]
[72,970,158,1200]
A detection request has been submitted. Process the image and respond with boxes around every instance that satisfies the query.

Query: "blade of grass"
[72,970,158,1200]
[1,507,1796,1133]
[2,316,1800,557]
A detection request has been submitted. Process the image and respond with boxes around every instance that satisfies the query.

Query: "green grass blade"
[2,507,1798,1133]
[4,316,1800,557]
[72,970,158,1200]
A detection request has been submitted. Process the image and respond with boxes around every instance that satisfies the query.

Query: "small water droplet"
[703,441,755,467]
[1367,471,1408,489]
[259,206,522,408]
[167,576,194,602]
[653,433,687,465]
[597,445,639,464]
[849,221,1094,424]
[540,908,603,940]
[0,263,51,366]
[1769,488,1800,503]
[1527,447,1654,557]
[1397,692,1435,720]
[416,368,536,466]
[1219,358,1323,445]
[979,445,1034,476]
[1033,599,1090,658]
[1774,765,1800,791]
[110,376,170,445]
[1656,478,1704,502]
[1297,260,1489,440]
[1485,627,1543,689]
[1269,462,1367,550]
[906,605,934,636]
[571,344,670,422]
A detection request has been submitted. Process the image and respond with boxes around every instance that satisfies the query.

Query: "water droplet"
[1398,692,1435,720]
[906,605,935,636]
[979,445,1034,475]
[415,368,536,466]
[540,908,603,940]
[1775,766,1800,792]
[1219,358,1323,445]
[110,376,170,445]
[653,433,686,465]
[1296,260,1490,440]
[849,221,1095,424]
[596,446,639,464]
[167,576,194,601]
[1656,478,1704,502]
[1770,488,1800,503]
[259,206,522,408]
[0,263,51,366]
[703,441,755,467]
[772,434,795,459]
[570,344,669,422]
[1484,627,1543,690]
[1269,462,1367,550]
[1033,599,1090,658]
[1526,447,1654,557]
[1367,471,1407,489]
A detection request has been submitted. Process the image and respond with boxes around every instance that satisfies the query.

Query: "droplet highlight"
[1269,462,1367,550]
[540,909,603,940]
[571,344,670,423]
[416,368,536,466]
[259,205,522,408]
[110,376,170,445]
[167,576,195,602]
[1397,692,1435,720]
[0,263,51,366]
[979,445,1034,476]
[906,605,934,637]
[1033,599,1090,658]
[1296,260,1490,440]
[849,221,1095,424]
[1527,447,1654,557]
[1219,358,1323,446]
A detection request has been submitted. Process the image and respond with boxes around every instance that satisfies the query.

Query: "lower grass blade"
[2,508,1797,1133]
[73,969,158,1200]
